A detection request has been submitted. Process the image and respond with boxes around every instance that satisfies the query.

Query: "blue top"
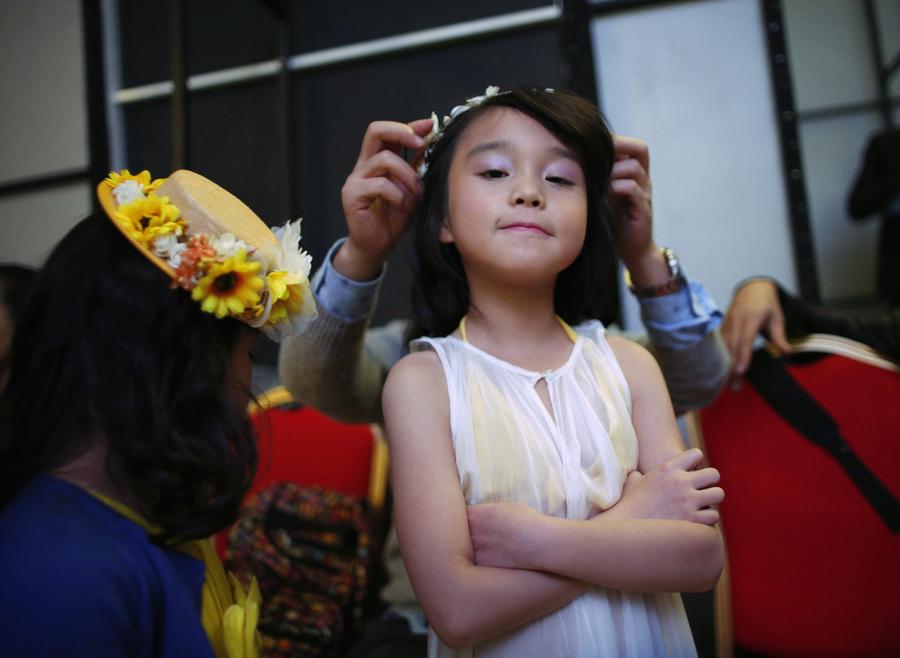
[0,475,215,658]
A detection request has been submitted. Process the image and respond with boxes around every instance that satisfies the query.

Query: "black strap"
[745,349,900,533]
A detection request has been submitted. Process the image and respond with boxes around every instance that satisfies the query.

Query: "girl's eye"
[480,169,507,179]
[547,175,574,186]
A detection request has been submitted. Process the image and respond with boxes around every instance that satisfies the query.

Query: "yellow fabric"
[87,490,261,658]
[459,315,578,343]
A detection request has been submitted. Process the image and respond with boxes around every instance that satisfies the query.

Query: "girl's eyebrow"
[465,140,577,162]
[465,140,511,160]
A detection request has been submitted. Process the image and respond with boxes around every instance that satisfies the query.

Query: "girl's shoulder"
[570,318,605,339]
[603,333,661,401]
[570,319,651,361]
[391,347,444,377]
[384,348,448,407]
[409,332,458,353]
[383,348,452,443]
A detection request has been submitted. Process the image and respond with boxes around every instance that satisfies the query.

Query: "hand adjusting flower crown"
[99,169,317,342]
[418,85,503,177]
[417,86,557,176]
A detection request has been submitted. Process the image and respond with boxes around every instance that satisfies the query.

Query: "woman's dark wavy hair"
[410,87,618,339]
[0,213,257,542]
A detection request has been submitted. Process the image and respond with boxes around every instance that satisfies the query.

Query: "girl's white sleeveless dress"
[411,320,697,658]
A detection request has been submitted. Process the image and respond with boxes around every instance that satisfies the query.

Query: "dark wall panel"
[292,0,552,53]
[122,100,173,176]
[187,81,283,225]
[292,27,564,324]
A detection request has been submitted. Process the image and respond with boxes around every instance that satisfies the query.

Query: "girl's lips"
[500,222,551,236]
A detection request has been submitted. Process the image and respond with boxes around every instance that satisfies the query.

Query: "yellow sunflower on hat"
[192,250,264,319]
[115,193,185,246]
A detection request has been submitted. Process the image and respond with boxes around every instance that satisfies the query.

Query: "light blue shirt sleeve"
[637,268,723,350]
[315,237,722,350]
[312,238,385,321]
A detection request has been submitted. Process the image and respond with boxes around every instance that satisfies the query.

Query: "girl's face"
[440,107,588,286]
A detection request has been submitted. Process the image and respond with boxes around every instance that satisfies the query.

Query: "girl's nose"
[511,182,544,208]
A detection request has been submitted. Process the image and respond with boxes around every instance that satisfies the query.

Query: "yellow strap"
[458,315,576,343]
[87,490,260,658]
[556,316,577,343]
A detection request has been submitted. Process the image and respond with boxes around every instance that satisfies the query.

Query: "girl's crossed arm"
[383,350,587,649]
[468,336,724,593]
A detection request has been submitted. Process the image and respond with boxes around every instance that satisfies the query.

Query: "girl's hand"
[467,501,545,570]
[334,118,433,281]
[604,449,723,525]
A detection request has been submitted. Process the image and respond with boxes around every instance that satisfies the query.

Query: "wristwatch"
[624,247,686,298]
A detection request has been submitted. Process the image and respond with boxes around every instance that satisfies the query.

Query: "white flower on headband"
[112,179,146,206]
[419,85,505,177]
[445,85,500,124]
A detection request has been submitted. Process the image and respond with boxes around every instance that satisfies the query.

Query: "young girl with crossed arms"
[383,87,724,658]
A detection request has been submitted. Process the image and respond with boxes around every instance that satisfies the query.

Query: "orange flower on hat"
[173,235,216,290]
[192,250,264,319]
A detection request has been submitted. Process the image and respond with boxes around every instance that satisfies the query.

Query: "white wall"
[783,0,900,302]
[592,0,795,328]
[0,0,90,266]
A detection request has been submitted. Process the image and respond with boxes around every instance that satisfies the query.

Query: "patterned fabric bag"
[225,483,373,658]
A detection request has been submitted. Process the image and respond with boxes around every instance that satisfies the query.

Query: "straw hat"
[97,169,316,342]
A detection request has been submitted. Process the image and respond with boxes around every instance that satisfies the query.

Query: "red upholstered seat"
[249,405,375,500]
[692,345,900,657]
[214,388,388,559]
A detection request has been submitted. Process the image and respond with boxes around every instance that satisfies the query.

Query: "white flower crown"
[418,86,503,177]
[417,86,556,176]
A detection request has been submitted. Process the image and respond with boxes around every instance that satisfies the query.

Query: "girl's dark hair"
[0,264,37,323]
[410,87,618,338]
[0,213,257,542]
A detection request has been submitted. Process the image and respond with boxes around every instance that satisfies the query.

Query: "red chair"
[686,335,900,658]
[214,386,389,558]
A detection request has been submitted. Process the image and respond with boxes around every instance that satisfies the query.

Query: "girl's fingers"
[694,508,720,525]
[668,448,705,471]
[690,467,721,489]
[697,486,725,507]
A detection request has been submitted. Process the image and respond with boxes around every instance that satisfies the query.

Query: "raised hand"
[333,118,433,281]
[609,136,664,285]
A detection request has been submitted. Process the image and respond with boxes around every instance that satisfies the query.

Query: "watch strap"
[625,247,686,298]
